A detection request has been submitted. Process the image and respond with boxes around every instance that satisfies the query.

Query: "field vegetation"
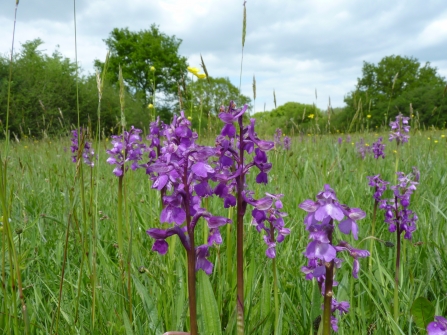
[1,2,447,335]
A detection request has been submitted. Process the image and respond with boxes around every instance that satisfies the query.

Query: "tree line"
[0,25,250,139]
[254,55,447,135]
[1,25,446,139]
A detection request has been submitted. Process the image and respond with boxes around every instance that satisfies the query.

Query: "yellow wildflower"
[308,114,315,119]
[187,116,192,120]
[150,66,155,72]
[367,115,371,118]
[148,104,154,109]
[435,140,439,143]
[442,135,445,138]
[187,67,200,75]
[196,73,207,79]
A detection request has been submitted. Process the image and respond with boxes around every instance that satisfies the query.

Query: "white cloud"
[0,0,446,112]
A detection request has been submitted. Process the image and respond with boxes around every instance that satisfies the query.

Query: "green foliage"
[186,76,251,116]
[0,39,149,139]
[95,25,188,109]
[411,297,435,331]
[393,85,447,128]
[3,130,447,334]
[0,39,78,138]
[343,55,446,130]
[252,101,323,136]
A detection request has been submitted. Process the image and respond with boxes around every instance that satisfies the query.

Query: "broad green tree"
[0,39,141,139]
[186,76,251,115]
[252,102,322,135]
[95,25,188,109]
[342,55,446,130]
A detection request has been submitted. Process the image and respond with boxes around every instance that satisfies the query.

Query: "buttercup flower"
[187,66,206,79]
[187,67,200,75]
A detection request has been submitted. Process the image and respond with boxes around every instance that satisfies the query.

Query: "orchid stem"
[184,165,198,335]
[270,223,279,333]
[236,118,245,335]
[368,199,378,292]
[322,221,334,335]
[393,196,401,328]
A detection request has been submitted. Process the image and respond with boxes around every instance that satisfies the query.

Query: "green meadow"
[1,129,447,334]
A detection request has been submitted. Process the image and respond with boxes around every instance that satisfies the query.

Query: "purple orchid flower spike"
[274,128,283,148]
[389,113,410,145]
[145,111,233,335]
[335,241,370,278]
[368,168,419,324]
[284,136,291,150]
[248,192,290,258]
[427,316,447,335]
[367,175,389,202]
[372,137,386,159]
[145,111,232,271]
[355,138,371,160]
[106,126,147,177]
[215,101,282,331]
[71,128,95,167]
[299,184,368,333]
[378,169,419,239]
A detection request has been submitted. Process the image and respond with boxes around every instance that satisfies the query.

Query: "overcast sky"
[1,0,447,112]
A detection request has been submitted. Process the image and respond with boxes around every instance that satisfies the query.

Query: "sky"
[1,0,447,112]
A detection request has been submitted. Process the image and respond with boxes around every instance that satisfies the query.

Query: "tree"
[252,102,322,136]
[0,39,78,138]
[0,39,141,139]
[94,25,188,109]
[343,55,446,129]
[186,76,251,116]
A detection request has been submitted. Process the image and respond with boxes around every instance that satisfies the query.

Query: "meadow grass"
[1,129,446,334]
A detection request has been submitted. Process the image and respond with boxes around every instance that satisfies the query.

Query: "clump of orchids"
[299,185,369,334]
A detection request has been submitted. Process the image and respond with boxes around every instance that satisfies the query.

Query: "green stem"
[5,1,19,151]
[322,221,334,335]
[393,212,401,326]
[90,167,97,330]
[269,222,279,332]
[1,160,28,335]
[183,164,198,335]
[368,200,378,292]
[117,175,125,265]
[117,172,126,316]
[123,168,133,323]
[226,207,233,291]
[236,118,245,335]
